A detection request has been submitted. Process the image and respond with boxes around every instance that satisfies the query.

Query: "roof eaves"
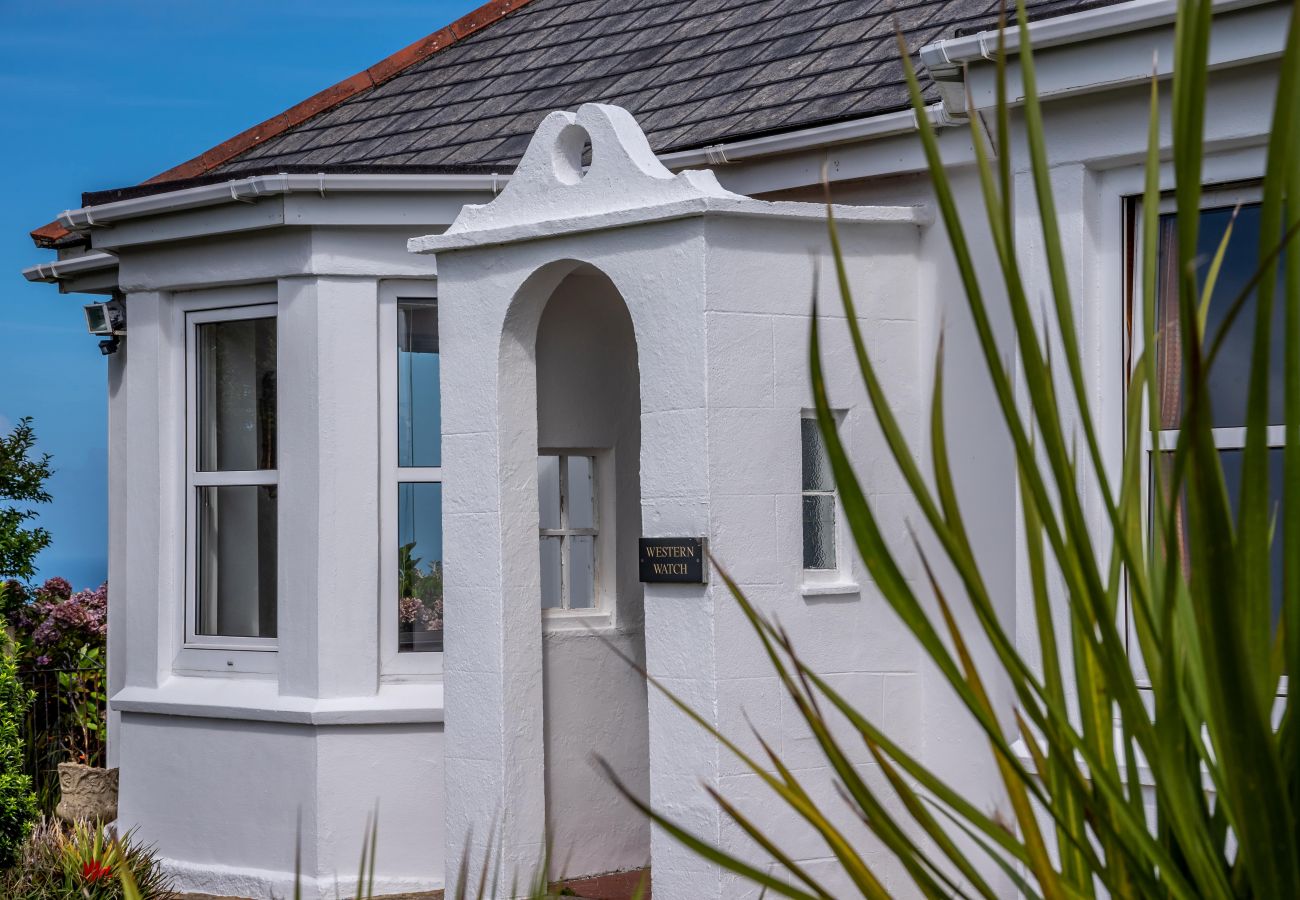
[29,0,538,248]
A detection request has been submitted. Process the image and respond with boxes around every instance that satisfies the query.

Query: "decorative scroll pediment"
[408,102,930,255]
[410,103,745,251]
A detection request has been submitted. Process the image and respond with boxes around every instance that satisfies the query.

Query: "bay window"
[186,305,278,647]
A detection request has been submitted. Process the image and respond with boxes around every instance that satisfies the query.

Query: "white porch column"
[105,330,128,767]
[120,290,175,691]
[277,275,381,699]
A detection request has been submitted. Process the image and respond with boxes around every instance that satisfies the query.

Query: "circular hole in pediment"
[552,123,593,185]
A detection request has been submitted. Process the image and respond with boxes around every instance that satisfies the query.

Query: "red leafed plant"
[81,856,114,883]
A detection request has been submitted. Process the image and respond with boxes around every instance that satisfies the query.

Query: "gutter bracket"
[926,62,970,122]
[230,180,258,204]
[702,143,731,165]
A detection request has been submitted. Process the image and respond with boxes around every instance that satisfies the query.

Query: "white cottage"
[22,0,1290,896]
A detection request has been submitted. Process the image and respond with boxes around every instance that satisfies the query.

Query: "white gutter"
[920,0,1275,70]
[56,171,507,234]
[659,104,959,168]
[22,250,118,284]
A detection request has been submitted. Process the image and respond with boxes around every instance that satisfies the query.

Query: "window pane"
[196,485,277,638]
[540,536,563,609]
[398,301,441,468]
[1219,448,1284,625]
[398,482,443,653]
[1152,448,1284,627]
[567,455,595,529]
[803,494,837,570]
[1155,204,1286,428]
[197,317,277,472]
[538,455,561,530]
[801,418,833,492]
[569,535,595,609]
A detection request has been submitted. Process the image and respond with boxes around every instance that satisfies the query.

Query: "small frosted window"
[540,537,563,609]
[568,536,595,609]
[566,456,594,529]
[538,453,600,610]
[800,418,837,570]
[538,455,562,530]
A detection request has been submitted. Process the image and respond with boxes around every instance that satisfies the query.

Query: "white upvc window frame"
[539,446,617,626]
[1135,186,1269,466]
[800,409,857,595]
[1129,183,1287,696]
[379,281,443,678]
[183,301,279,654]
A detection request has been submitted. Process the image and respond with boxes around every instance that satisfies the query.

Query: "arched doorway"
[533,264,649,879]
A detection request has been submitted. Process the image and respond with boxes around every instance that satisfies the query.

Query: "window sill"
[173,646,278,676]
[111,677,444,725]
[801,581,860,599]
[543,608,616,635]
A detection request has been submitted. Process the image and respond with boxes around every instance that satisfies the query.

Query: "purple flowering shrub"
[4,577,107,671]
[2,577,108,773]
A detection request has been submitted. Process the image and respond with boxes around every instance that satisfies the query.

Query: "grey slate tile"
[211,0,1117,174]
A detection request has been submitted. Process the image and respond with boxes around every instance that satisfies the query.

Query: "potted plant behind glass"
[398,543,444,653]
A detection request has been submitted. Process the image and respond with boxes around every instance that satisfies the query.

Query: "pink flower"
[398,597,424,625]
[399,596,444,631]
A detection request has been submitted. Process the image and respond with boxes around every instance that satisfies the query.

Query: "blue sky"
[2,0,478,589]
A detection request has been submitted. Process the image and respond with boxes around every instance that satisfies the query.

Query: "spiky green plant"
[607,0,1300,897]
[2,818,174,900]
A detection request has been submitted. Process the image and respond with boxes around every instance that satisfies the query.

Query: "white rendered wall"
[697,213,933,897]
[117,713,444,897]
[535,272,650,879]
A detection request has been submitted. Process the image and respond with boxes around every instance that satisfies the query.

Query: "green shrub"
[0,639,37,870]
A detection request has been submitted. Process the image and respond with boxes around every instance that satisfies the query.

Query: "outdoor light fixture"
[84,301,125,335]
[84,300,125,356]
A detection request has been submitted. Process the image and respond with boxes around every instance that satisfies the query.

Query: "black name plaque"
[638,537,708,584]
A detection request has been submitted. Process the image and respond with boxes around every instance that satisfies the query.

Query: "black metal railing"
[17,666,107,813]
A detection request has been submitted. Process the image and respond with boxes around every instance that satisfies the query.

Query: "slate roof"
[216,0,1103,174]
[32,0,1117,246]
